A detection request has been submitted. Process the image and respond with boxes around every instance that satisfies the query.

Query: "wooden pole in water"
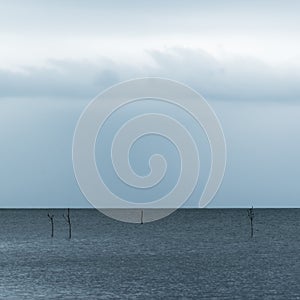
[247,206,254,238]
[63,208,72,239]
[47,213,54,238]
[141,209,144,225]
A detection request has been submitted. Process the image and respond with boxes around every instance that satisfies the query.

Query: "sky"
[0,0,300,208]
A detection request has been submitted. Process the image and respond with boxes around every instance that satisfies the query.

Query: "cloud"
[0,59,119,99]
[147,48,300,102]
[2,1,299,37]
[0,47,299,102]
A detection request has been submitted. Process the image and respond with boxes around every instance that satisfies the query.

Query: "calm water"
[0,209,299,299]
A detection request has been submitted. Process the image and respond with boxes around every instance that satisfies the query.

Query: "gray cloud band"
[72,78,226,223]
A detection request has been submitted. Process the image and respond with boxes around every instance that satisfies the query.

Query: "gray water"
[0,209,299,299]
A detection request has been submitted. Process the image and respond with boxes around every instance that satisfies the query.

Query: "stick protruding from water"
[247,206,254,238]
[47,213,54,238]
[63,208,72,239]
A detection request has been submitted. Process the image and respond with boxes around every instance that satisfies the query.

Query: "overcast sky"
[0,0,300,208]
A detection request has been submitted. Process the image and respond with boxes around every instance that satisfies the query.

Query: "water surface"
[0,209,299,299]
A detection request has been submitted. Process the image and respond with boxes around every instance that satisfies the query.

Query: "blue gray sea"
[0,209,299,299]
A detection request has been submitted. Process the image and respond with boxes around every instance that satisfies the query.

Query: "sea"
[0,209,299,299]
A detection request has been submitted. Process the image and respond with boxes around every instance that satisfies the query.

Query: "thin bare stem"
[247,206,254,238]
[63,208,72,239]
[47,213,54,238]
